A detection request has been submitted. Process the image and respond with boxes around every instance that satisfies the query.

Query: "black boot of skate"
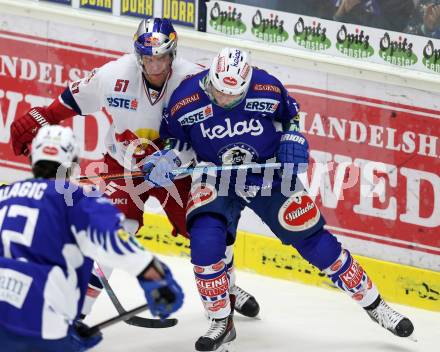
[365,296,414,338]
[230,285,260,318]
[195,296,236,351]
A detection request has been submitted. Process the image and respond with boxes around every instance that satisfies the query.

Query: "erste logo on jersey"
[278,191,320,231]
[106,94,138,111]
[244,98,279,113]
[178,104,213,126]
[200,118,264,140]
[218,143,258,165]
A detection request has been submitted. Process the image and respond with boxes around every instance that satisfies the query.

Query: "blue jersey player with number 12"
[143,47,415,351]
[0,125,183,352]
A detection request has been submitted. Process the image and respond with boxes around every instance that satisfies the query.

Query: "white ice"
[87,255,439,352]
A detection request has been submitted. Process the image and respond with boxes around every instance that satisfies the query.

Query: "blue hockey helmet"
[133,18,177,59]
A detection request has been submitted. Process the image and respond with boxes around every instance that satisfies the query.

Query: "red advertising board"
[0,30,121,172]
[1,30,439,257]
[289,85,440,255]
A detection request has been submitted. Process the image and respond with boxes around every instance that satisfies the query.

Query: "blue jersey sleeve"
[274,80,300,127]
[68,192,153,276]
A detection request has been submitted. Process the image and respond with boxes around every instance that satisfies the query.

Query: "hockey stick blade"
[125,315,177,328]
[94,263,177,328]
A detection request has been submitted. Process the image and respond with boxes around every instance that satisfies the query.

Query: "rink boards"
[138,213,440,312]
[0,1,439,313]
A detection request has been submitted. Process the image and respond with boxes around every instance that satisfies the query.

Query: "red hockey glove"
[11,107,53,156]
[11,98,76,156]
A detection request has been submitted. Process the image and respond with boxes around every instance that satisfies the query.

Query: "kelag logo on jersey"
[106,95,138,111]
[178,104,213,126]
[244,98,279,113]
[201,118,264,140]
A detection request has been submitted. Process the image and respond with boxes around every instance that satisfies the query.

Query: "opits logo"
[200,118,263,140]
[223,76,237,86]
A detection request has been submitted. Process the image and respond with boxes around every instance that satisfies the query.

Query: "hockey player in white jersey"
[10,18,260,319]
[0,125,184,351]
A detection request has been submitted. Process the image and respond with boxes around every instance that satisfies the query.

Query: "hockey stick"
[94,263,178,328]
[79,303,149,338]
[78,162,282,183]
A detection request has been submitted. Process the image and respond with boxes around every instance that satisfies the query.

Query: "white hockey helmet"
[209,47,253,96]
[31,125,80,168]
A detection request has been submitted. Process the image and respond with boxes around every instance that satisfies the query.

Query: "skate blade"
[194,341,235,352]
[218,341,235,352]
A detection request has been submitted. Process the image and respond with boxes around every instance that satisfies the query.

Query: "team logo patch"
[253,84,281,94]
[187,183,217,215]
[106,95,138,111]
[196,272,229,297]
[178,104,213,126]
[218,143,257,165]
[171,93,200,116]
[244,98,279,113]
[340,259,364,290]
[278,191,320,231]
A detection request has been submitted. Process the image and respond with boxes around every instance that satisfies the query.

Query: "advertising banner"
[79,0,113,13]
[206,0,440,75]
[0,26,438,268]
[120,0,154,19]
[40,0,72,4]
[0,30,120,173]
[162,0,196,27]
[290,85,440,257]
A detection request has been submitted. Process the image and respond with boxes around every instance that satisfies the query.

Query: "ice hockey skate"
[231,285,260,318]
[365,296,415,339]
[196,294,236,352]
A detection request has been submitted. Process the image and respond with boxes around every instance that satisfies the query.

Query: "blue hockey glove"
[138,258,184,319]
[142,149,181,187]
[68,321,103,352]
[277,131,309,173]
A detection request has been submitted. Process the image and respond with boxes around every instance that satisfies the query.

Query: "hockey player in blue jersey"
[143,47,415,351]
[0,125,184,352]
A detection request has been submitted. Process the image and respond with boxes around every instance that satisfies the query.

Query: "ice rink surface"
[86,255,439,352]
